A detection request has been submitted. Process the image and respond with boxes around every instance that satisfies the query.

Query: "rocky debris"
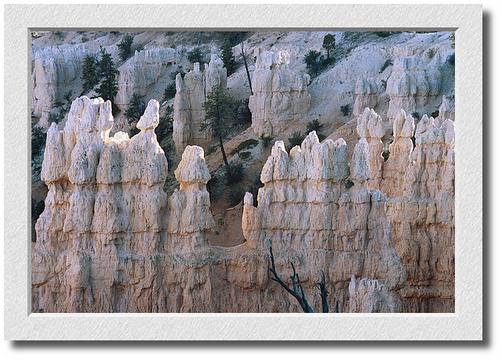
[248,49,311,137]
[173,55,228,155]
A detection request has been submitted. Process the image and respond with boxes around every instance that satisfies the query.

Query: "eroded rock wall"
[248,49,311,137]
[33,96,454,313]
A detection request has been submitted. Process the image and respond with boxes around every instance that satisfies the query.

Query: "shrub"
[340,104,351,116]
[426,48,435,59]
[117,34,134,61]
[379,59,393,73]
[187,47,204,64]
[306,119,323,134]
[225,162,244,185]
[374,31,394,38]
[430,110,439,118]
[260,135,274,148]
[207,173,223,202]
[53,31,64,40]
[288,131,305,149]
[125,93,145,121]
[380,79,388,90]
[48,112,63,125]
[411,111,420,120]
[447,54,455,65]
[345,179,354,189]
[163,83,176,101]
[81,36,89,43]
[304,50,322,78]
[239,151,251,160]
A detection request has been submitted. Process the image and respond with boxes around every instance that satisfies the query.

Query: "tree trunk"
[241,43,253,96]
[219,135,230,170]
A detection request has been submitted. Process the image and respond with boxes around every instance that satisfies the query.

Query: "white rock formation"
[242,131,406,311]
[248,49,311,137]
[115,48,179,110]
[438,95,455,121]
[32,45,92,127]
[173,55,228,155]
[386,56,442,120]
[353,77,378,116]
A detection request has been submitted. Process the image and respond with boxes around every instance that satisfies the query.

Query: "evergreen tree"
[125,93,145,121]
[187,47,204,64]
[81,55,99,94]
[201,87,236,172]
[322,34,336,60]
[96,48,119,102]
[221,41,237,75]
[117,34,134,61]
[304,50,322,78]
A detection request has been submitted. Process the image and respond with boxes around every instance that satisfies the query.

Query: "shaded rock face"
[173,55,227,155]
[248,49,311,137]
[115,48,179,110]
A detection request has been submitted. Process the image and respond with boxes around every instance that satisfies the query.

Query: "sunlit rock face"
[32,45,93,128]
[243,107,455,312]
[173,55,228,155]
[115,48,179,110]
[248,49,311,137]
[33,97,454,313]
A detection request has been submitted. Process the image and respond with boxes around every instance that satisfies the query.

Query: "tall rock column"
[248,49,311,137]
[381,110,415,197]
[173,56,228,156]
[356,108,386,189]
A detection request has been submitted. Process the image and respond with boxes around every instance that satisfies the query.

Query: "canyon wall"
[248,49,311,137]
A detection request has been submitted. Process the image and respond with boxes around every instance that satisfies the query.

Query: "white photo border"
[4,4,482,341]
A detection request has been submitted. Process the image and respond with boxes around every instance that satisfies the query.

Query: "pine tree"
[117,34,134,61]
[221,41,237,75]
[81,55,99,94]
[304,50,322,78]
[125,93,145,121]
[96,48,119,103]
[322,34,336,61]
[201,87,236,171]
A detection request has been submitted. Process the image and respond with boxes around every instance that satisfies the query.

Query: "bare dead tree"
[240,42,253,96]
[268,245,332,313]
